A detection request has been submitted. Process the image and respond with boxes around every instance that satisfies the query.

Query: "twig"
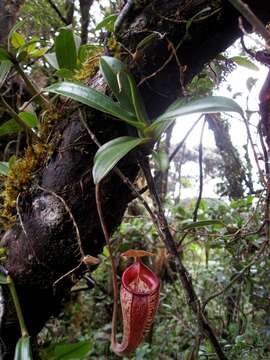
[240,35,255,57]
[203,239,268,310]
[193,119,206,222]
[95,183,119,348]
[166,38,187,96]
[46,0,69,25]
[0,96,39,143]
[242,114,267,188]
[228,0,270,46]
[138,115,203,197]
[170,116,203,163]
[13,59,50,108]
[138,154,228,360]
[114,0,134,33]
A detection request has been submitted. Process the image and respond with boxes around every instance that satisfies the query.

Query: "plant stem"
[7,275,29,337]
[0,96,39,143]
[228,0,270,45]
[13,60,50,108]
[138,154,228,360]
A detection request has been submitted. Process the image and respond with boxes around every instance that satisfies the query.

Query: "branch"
[46,0,69,25]
[193,119,206,222]
[138,154,228,360]
[228,0,270,46]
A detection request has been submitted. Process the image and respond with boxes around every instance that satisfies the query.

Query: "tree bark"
[1,0,270,358]
[79,0,94,45]
[0,1,25,46]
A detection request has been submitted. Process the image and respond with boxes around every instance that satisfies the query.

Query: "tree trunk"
[1,0,270,358]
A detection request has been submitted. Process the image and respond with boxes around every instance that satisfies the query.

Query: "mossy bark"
[1,0,270,358]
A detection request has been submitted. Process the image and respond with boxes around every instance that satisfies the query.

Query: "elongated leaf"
[96,14,117,32]
[93,136,147,184]
[127,74,149,124]
[230,56,259,71]
[100,56,149,124]
[0,60,12,89]
[28,47,48,58]
[182,220,225,230]
[14,337,33,360]
[150,96,243,138]
[0,48,11,61]
[55,28,77,70]
[18,112,39,128]
[11,32,25,49]
[0,162,9,176]
[136,33,159,52]
[99,56,134,113]
[45,82,143,128]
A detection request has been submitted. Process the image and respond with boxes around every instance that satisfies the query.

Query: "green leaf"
[182,220,225,230]
[0,60,12,89]
[127,73,149,124]
[102,245,109,257]
[230,56,259,71]
[0,113,37,137]
[44,52,59,70]
[100,56,149,124]
[93,136,147,184]
[14,337,33,360]
[95,14,117,32]
[55,28,77,71]
[136,33,159,52]
[0,162,9,176]
[0,119,20,136]
[43,341,92,360]
[54,341,91,359]
[0,272,8,284]
[18,112,39,128]
[45,82,142,128]
[150,96,243,138]
[28,47,48,58]
[7,19,26,50]
[11,32,25,49]
[0,48,11,61]
[55,68,74,79]
[99,56,134,113]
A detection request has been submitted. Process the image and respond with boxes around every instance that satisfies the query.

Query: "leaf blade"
[93,136,147,184]
[14,337,33,360]
[99,56,134,113]
[55,28,77,71]
[0,60,12,89]
[150,96,243,138]
[44,81,142,127]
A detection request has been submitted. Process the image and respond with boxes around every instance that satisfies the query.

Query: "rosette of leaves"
[45,56,243,184]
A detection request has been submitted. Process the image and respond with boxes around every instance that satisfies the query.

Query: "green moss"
[0,109,64,227]
[0,143,50,226]
[74,50,103,81]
